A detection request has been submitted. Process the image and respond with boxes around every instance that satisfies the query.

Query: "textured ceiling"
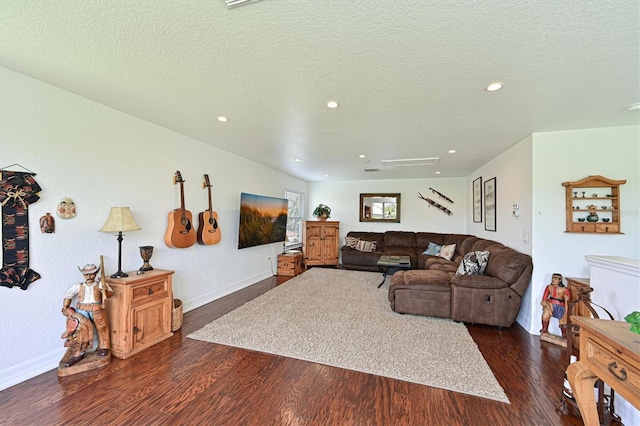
[1,0,638,181]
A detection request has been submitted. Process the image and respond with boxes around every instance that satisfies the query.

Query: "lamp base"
[110,271,129,278]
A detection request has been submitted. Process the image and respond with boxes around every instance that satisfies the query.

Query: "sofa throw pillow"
[422,242,442,255]
[355,240,377,252]
[455,251,491,275]
[345,236,360,249]
[438,244,456,261]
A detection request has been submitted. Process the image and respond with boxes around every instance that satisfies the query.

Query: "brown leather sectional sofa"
[341,231,533,327]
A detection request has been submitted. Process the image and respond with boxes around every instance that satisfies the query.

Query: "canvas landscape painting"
[238,193,288,249]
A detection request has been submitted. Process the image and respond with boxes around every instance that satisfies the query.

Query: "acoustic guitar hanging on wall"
[197,174,221,245]
[165,171,197,249]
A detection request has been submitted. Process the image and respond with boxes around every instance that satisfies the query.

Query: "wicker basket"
[171,299,183,332]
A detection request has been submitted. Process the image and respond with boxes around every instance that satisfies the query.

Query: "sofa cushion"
[469,238,498,252]
[355,240,377,252]
[393,270,452,291]
[416,232,446,253]
[438,244,456,260]
[450,274,510,290]
[345,236,359,249]
[341,249,381,270]
[458,236,481,255]
[442,234,474,263]
[484,246,531,285]
[346,232,385,251]
[422,256,458,273]
[422,242,442,255]
[456,251,490,275]
[384,231,417,248]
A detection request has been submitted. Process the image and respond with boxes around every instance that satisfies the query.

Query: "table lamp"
[99,207,141,278]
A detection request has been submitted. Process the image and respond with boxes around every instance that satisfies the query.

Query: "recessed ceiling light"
[485,82,504,92]
[435,171,441,175]
[217,116,228,122]
[294,158,302,162]
[324,174,330,177]
[448,149,456,154]
[626,102,640,111]
[326,101,339,109]
[359,154,366,158]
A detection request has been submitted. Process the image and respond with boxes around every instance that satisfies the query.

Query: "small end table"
[376,255,411,288]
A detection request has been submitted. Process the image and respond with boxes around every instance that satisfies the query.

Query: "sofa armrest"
[450,274,509,290]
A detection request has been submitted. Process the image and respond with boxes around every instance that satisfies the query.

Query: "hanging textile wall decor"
[0,170,42,289]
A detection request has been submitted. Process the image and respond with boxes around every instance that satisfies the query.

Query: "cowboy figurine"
[540,273,571,339]
[61,307,94,367]
[61,263,113,366]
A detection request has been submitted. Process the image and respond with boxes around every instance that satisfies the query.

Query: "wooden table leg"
[567,361,599,426]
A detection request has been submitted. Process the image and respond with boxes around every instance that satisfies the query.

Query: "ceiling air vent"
[364,168,381,172]
[380,157,439,167]
[221,0,262,9]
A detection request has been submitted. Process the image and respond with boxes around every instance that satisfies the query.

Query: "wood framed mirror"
[359,193,401,222]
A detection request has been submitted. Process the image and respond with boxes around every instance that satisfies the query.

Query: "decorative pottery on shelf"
[586,212,599,222]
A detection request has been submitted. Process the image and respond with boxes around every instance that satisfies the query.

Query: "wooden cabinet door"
[303,223,320,264]
[133,299,167,348]
[321,223,339,265]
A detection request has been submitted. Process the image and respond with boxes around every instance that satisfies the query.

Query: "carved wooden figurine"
[540,273,571,347]
[58,263,113,376]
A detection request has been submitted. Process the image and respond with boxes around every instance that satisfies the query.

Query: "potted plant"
[313,204,331,220]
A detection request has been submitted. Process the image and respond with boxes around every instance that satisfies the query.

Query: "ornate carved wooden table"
[567,317,640,426]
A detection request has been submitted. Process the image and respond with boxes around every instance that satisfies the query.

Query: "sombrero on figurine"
[78,264,100,275]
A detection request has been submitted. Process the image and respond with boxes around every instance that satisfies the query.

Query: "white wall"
[466,136,533,256]
[465,136,534,327]
[0,67,307,390]
[309,177,467,244]
[530,126,640,334]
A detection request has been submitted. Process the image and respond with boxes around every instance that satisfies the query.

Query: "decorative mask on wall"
[56,197,76,219]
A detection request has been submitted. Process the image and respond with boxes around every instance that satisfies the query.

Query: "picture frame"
[473,177,482,223]
[359,193,401,223]
[484,178,496,232]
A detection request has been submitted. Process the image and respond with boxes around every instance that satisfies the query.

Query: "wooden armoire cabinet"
[304,221,340,267]
[105,269,174,359]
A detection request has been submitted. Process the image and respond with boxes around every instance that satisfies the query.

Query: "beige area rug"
[188,268,509,403]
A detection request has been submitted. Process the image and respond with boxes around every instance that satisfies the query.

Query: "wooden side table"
[105,269,174,359]
[566,277,592,319]
[277,252,304,276]
[567,317,640,426]
[566,277,593,352]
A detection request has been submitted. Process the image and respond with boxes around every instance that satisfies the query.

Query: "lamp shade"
[99,207,141,233]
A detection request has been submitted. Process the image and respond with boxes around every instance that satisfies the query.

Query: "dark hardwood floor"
[0,273,596,425]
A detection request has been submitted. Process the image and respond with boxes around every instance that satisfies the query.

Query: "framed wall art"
[473,177,482,223]
[484,177,496,232]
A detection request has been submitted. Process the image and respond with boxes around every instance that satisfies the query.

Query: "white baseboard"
[181,271,273,313]
[0,271,273,392]
[0,348,65,391]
